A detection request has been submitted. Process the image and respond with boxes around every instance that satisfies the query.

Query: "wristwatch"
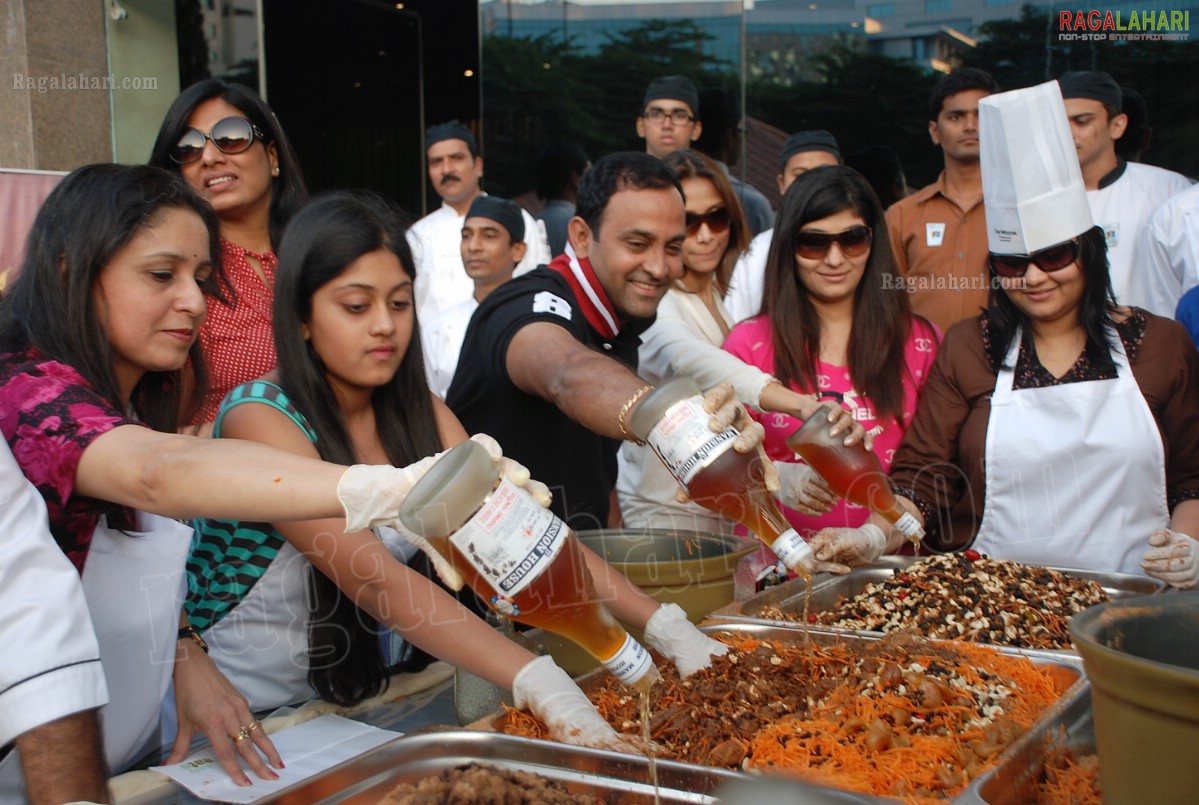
[177,624,210,654]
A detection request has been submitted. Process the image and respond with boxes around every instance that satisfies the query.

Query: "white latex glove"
[642,602,728,677]
[807,524,886,575]
[1141,529,1199,589]
[338,433,551,590]
[512,655,627,748]
[774,462,838,516]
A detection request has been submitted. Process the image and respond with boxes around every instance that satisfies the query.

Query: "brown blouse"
[891,308,1199,550]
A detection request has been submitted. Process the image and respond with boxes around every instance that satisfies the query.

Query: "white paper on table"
[151,714,401,803]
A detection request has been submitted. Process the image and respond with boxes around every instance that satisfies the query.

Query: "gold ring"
[247,721,261,734]
[233,726,251,743]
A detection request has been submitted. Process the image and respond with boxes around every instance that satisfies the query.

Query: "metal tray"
[706,556,1164,650]
[566,624,1086,803]
[956,693,1095,804]
[250,730,740,804]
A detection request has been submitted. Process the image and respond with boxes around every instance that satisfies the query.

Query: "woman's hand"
[167,638,283,786]
[798,399,872,451]
[1141,529,1199,589]
[774,462,838,515]
[808,524,887,574]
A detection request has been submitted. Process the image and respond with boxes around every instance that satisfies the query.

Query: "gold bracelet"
[617,384,654,445]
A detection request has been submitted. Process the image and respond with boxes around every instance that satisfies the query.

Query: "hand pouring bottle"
[628,377,816,577]
[786,413,924,544]
[397,440,658,693]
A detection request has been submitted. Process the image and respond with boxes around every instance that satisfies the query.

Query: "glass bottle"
[627,377,815,577]
[785,412,924,544]
[397,440,659,693]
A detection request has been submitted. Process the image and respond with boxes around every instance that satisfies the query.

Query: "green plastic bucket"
[1068,591,1199,804]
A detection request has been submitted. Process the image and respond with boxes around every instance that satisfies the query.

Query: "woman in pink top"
[724,165,940,539]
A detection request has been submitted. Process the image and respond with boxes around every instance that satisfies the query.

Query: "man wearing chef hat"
[803,81,1199,588]
[1057,71,1189,312]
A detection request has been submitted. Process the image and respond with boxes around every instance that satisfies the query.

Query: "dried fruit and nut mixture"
[378,763,601,805]
[498,633,1078,801]
[760,553,1110,650]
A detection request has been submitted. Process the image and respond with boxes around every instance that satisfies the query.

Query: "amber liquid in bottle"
[430,532,632,665]
[786,416,923,545]
[401,443,658,693]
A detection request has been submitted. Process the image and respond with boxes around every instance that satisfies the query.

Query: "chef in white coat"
[802,82,1199,588]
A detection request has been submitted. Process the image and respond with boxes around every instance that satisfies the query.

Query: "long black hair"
[985,226,1117,370]
[274,191,442,706]
[0,163,220,431]
[148,78,308,250]
[761,165,914,426]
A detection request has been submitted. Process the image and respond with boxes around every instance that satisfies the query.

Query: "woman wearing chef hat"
[804,81,1199,588]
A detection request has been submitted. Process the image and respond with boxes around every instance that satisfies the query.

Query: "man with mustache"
[408,121,549,327]
[885,68,998,333]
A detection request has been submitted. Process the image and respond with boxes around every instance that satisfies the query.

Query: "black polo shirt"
[446,267,653,531]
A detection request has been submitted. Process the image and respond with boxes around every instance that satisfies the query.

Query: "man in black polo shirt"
[447,151,758,533]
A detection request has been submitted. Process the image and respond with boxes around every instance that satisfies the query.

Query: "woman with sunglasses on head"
[0,163,553,793]
[149,79,308,428]
[722,165,939,554]
[617,150,864,534]
[809,85,1199,587]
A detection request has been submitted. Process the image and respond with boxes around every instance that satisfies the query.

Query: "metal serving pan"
[696,624,1087,804]
[250,730,740,804]
[706,556,1164,650]
[954,692,1095,805]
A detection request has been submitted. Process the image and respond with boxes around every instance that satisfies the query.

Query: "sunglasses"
[685,207,731,236]
[989,240,1080,279]
[795,226,872,260]
[170,116,266,164]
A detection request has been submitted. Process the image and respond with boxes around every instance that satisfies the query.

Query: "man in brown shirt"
[886,69,999,332]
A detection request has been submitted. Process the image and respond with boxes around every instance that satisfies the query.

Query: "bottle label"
[646,395,739,487]
[449,476,566,598]
[893,511,924,540]
[770,528,813,572]
[601,632,654,686]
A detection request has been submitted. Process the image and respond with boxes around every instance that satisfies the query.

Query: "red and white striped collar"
[547,244,621,339]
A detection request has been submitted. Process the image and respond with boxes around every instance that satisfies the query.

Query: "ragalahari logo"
[1058,9,1191,41]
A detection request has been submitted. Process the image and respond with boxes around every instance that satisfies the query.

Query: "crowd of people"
[2,64,1197,805]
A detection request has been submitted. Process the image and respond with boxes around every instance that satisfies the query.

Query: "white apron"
[83,513,192,771]
[973,328,1169,574]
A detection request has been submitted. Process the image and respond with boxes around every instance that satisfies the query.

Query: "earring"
[272,167,280,177]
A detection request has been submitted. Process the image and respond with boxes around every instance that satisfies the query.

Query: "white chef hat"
[980,81,1093,255]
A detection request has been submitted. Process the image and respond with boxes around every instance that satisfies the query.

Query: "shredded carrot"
[498,634,1078,803]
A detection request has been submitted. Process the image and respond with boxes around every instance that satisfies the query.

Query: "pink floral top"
[0,348,135,572]
[723,315,941,537]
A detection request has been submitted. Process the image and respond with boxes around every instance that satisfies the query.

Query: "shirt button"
[958,252,965,259]
[603,343,613,351]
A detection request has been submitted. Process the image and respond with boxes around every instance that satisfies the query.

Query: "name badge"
[926,222,946,247]
[1103,223,1119,249]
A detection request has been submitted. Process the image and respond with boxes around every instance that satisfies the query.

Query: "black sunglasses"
[989,240,1080,279]
[795,226,872,260]
[170,116,266,164]
[685,207,731,236]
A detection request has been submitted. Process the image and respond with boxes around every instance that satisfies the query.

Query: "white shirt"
[1088,162,1190,306]
[1132,181,1199,317]
[423,297,478,399]
[725,228,773,325]
[408,199,549,324]
[0,443,107,750]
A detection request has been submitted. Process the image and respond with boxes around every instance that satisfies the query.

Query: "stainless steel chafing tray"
[955,691,1094,805]
[250,730,740,804]
[575,624,1086,803]
[706,556,1163,649]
